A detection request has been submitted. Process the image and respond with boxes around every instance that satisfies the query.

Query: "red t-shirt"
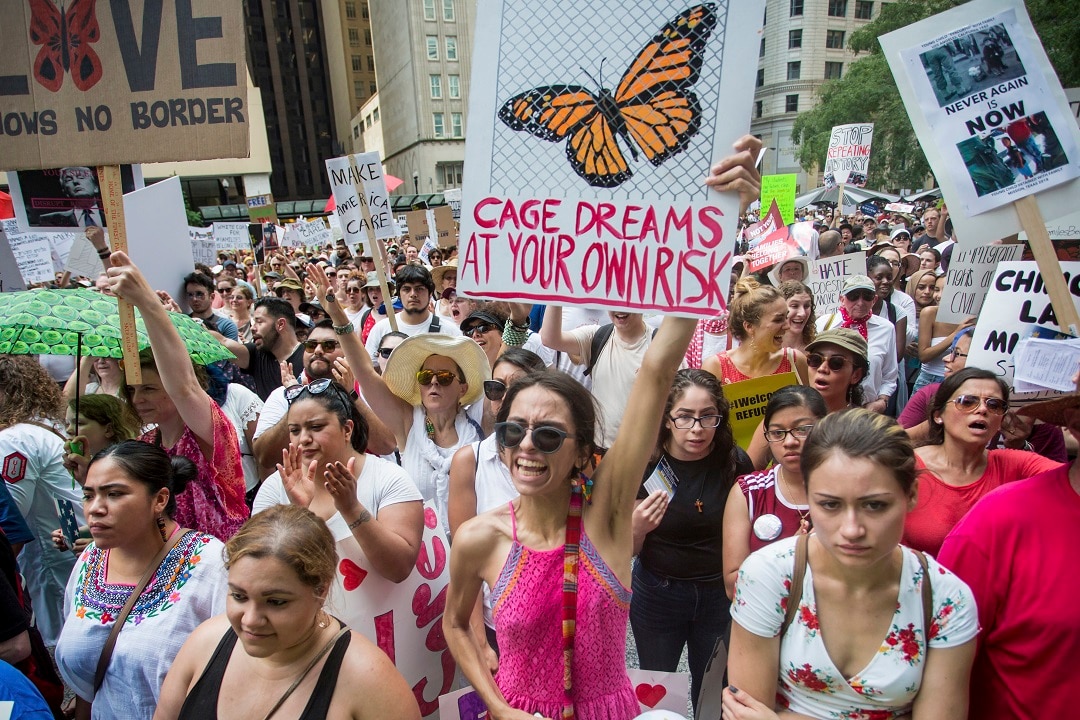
[939,465,1080,720]
[737,467,809,553]
[902,449,1061,555]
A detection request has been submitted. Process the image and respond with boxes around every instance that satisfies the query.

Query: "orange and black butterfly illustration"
[498,4,717,188]
[28,0,103,93]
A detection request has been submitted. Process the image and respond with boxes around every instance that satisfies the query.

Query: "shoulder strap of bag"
[20,419,67,442]
[94,529,193,692]
[428,314,441,333]
[584,323,615,377]
[913,549,934,643]
[781,532,810,637]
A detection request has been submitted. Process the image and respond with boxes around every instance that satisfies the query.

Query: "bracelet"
[333,321,354,335]
[96,248,112,259]
[346,509,372,530]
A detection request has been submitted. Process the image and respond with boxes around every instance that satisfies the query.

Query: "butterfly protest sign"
[458,0,764,318]
[0,2,248,170]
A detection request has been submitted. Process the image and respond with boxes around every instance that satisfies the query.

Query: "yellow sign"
[724,372,800,450]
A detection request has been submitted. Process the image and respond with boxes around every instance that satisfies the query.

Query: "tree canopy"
[790,0,1078,191]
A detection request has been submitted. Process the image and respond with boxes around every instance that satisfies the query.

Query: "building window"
[755,100,763,118]
[433,112,445,137]
[364,29,371,45]
[787,61,801,80]
[759,38,765,57]
[370,81,377,95]
[354,80,364,98]
[825,61,844,79]
[451,112,463,137]
[448,74,461,98]
[423,0,436,21]
[788,29,802,49]
[828,0,847,17]
[446,36,458,61]
[439,162,464,187]
[345,1,356,19]
[352,55,362,72]
[426,36,438,60]
[367,55,376,71]
[372,107,379,122]
[785,94,799,112]
[443,0,454,21]
[790,0,803,17]
[430,74,442,98]
[348,28,360,46]
[362,4,368,19]
[826,30,846,49]
[855,0,873,19]
[756,68,764,87]
[353,125,360,138]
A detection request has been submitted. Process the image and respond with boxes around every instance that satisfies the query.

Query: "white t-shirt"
[253,454,422,517]
[364,312,461,363]
[731,536,978,718]
[219,384,264,490]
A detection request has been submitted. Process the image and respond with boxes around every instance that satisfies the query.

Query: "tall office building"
[368,0,476,196]
[336,1,381,117]
[752,0,892,192]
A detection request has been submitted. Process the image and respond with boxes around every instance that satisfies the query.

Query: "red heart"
[635,683,667,708]
[340,559,368,591]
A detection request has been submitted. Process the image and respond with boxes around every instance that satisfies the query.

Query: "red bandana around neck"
[838,306,869,339]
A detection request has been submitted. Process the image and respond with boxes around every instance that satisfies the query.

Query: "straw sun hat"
[382,333,491,407]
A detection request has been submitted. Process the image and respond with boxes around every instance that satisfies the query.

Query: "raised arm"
[107,252,213,443]
[538,305,580,355]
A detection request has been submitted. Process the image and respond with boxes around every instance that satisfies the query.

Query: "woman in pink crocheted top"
[108,253,248,541]
[444,140,763,720]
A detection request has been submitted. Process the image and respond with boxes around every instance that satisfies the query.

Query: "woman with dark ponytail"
[56,441,228,720]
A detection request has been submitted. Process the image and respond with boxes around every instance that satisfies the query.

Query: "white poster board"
[285,218,333,249]
[326,503,456,718]
[809,252,863,319]
[967,261,1080,405]
[189,227,216,267]
[0,233,29,292]
[823,123,874,188]
[937,242,1024,322]
[881,0,1080,245]
[212,222,250,252]
[45,232,80,272]
[326,152,397,243]
[124,177,195,306]
[65,234,107,280]
[458,0,764,318]
[7,232,55,284]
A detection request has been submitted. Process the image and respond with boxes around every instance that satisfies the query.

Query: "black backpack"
[583,323,657,376]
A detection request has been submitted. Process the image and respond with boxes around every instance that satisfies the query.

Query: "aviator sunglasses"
[494,421,569,454]
[950,394,1008,416]
[416,369,460,387]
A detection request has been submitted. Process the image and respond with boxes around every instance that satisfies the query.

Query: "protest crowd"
[2,3,1079,720]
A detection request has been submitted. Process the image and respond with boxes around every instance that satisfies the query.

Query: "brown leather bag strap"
[913,549,934,643]
[93,529,192,692]
[781,532,810,637]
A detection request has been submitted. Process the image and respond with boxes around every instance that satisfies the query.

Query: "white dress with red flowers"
[731,536,978,719]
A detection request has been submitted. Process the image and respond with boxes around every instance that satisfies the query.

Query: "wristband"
[96,248,112,259]
[333,321,354,335]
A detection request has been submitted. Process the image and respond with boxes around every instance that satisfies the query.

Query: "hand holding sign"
[705,135,765,215]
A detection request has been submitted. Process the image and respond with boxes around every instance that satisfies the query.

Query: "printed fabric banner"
[823,123,874,188]
[458,0,764,317]
[936,242,1024,323]
[6,166,143,233]
[881,0,1080,239]
[726,372,800,449]
[0,3,248,169]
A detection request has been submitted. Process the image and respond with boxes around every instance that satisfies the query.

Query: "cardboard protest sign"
[823,123,874,188]
[123,177,193,307]
[326,153,397,244]
[326,504,455,718]
[246,194,277,224]
[0,4,248,169]
[809,252,862,319]
[745,221,816,274]
[405,209,431,249]
[212,222,248,251]
[6,232,55,284]
[0,233,28,292]
[881,0,1080,242]
[5,166,144,233]
[726,372,800,449]
[189,227,216,266]
[430,205,457,248]
[760,174,797,226]
[937,242,1024,322]
[967,261,1080,405]
[458,0,764,317]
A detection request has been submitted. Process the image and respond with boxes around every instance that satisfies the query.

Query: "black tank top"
[177,623,352,719]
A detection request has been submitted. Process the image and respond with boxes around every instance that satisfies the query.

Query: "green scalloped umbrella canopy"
[0,288,234,365]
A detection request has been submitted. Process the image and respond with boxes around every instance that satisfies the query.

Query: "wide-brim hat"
[431,259,458,286]
[363,271,393,290]
[768,255,809,286]
[382,333,491,406]
[898,252,922,277]
[1017,393,1080,427]
[806,328,869,362]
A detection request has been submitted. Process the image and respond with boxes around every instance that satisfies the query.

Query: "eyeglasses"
[484,380,507,401]
[807,353,853,371]
[844,289,876,302]
[417,369,459,387]
[346,287,363,294]
[463,323,498,338]
[494,421,569,454]
[303,339,340,352]
[377,347,396,359]
[950,394,1008,415]
[284,377,349,405]
[668,414,723,429]
[216,286,233,294]
[764,425,815,442]
[326,271,337,278]
[946,349,968,359]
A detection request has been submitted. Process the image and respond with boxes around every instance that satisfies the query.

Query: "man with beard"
[184,271,239,340]
[364,265,461,363]
[250,320,396,475]
[213,298,304,400]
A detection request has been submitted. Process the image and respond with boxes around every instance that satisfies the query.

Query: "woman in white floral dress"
[724,409,978,720]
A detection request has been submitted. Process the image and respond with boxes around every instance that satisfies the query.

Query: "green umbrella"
[0,288,235,365]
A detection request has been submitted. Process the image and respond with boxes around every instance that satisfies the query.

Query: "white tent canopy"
[795,185,901,208]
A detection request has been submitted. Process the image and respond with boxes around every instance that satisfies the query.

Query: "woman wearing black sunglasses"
[902,367,1060,555]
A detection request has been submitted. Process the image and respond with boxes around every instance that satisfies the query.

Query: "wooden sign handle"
[1015,195,1080,336]
[346,155,398,333]
[97,165,142,384]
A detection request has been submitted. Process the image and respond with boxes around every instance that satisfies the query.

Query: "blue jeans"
[630,562,730,712]
[913,369,945,394]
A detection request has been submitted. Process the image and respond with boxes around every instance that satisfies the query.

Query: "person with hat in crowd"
[938,367,1080,720]
[274,277,311,327]
[768,256,809,286]
[218,259,255,296]
[460,308,510,370]
[889,225,913,255]
[817,275,898,414]
[358,271,394,343]
[185,271,239,341]
[432,259,458,319]
[261,271,283,294]
[364,265,462,365]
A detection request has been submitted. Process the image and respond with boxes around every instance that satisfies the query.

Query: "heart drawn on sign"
[340,559,368,591]
[635,683,667,708]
